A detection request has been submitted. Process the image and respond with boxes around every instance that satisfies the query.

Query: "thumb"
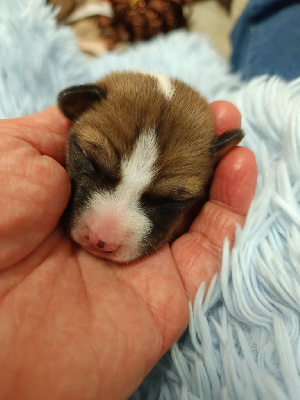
[171,146,257,300]
[2,106,71,165]
[0,107,71,269]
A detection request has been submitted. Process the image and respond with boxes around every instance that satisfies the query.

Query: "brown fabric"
[111,0,191,42]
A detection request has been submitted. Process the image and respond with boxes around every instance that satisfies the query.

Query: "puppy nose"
[96,240,119,252]
[88,231,119,252]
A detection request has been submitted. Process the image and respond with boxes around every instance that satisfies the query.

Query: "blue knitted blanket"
[1,1,299,399]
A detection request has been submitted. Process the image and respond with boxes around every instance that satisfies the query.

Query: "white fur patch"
[153,73,175,100]
[139,71,175,100]
[76,127,159,260]
[121,126,158,195]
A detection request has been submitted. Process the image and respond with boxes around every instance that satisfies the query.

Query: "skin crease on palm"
[0,101,257,400]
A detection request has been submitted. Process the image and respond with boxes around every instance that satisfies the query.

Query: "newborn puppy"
[58,71,243,263]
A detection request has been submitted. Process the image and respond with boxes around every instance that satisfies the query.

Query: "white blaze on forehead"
[120,127,158,198]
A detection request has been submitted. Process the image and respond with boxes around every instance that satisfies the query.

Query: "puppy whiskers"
[145,239,158,252]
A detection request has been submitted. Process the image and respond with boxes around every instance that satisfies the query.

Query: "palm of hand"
[0,105,256,400]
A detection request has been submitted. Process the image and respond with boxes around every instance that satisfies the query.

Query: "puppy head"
[58,72,243,262]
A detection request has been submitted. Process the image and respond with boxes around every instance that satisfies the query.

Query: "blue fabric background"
[231,0,300,81]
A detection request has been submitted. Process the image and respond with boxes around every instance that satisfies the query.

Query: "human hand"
[0,102,257,400]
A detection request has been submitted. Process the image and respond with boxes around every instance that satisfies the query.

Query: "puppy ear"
[210,129,244,163]
[58,84,106,121]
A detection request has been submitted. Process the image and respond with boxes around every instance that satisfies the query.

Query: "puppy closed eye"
[141,192,198,209]
[70,140,119,184]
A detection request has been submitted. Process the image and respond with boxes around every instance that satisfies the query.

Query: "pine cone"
[111,0,190,42]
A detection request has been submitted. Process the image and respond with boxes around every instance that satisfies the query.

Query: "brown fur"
[67,72,215,200]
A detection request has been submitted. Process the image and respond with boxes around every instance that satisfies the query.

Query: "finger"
[210,101,242,135]
[171,147,257,300]
[209,147,257,215]
[1,106,71,164]
[0,106,72,269]
[0,149,71,270]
